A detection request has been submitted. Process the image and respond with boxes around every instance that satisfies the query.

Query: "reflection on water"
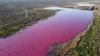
[44,7,66,10]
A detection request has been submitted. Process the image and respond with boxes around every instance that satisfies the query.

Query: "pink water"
[0,8,93,56]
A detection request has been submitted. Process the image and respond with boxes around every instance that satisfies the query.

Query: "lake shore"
[47,6,100,55]
[0,9,57,38]
[47,14,93,56]
[68,10,100,56]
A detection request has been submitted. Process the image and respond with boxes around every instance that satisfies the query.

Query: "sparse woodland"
[0,4,57,37]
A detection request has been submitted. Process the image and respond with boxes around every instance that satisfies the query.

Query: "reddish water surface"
[0,8,93,56]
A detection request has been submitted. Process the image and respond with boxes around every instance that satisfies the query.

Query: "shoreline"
[61,19,93,55]
[67,10,100,56]
[0,10,57,38]
[47,16,93,56]
[0,16,54,38]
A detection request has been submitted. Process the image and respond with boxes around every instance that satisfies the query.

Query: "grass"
[0,23,25,37]
[0,10,57,38]
[67,11,100,56]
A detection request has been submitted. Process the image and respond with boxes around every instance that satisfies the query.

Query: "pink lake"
[0,7,93,56]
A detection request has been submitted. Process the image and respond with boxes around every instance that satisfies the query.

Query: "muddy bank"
[47,19,93,56]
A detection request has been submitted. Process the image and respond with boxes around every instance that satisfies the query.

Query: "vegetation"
[0,5,57,38]
[66,11,100,56]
